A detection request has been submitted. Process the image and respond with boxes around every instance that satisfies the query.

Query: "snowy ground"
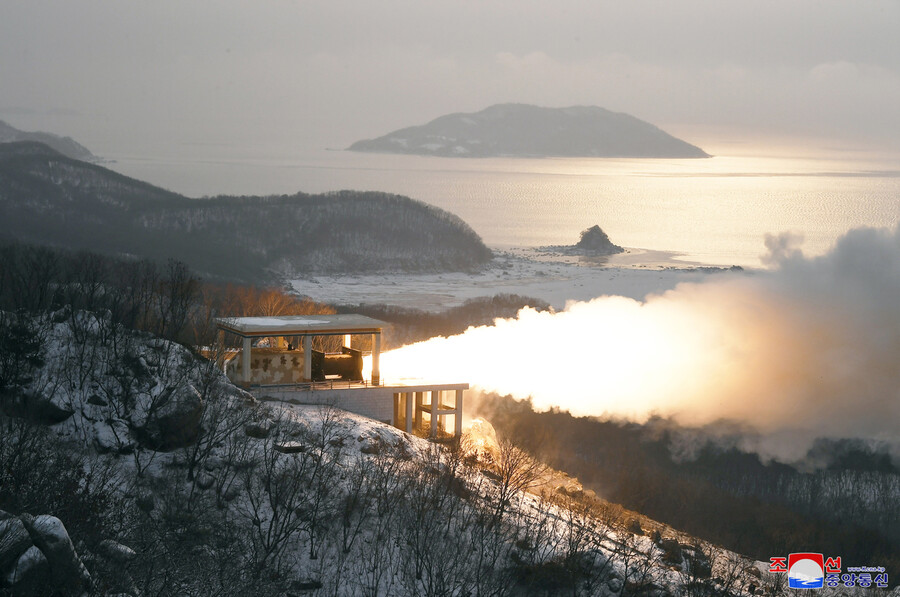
[292,246,748,312]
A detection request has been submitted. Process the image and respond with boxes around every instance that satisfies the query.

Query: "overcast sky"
[2,0,900,157]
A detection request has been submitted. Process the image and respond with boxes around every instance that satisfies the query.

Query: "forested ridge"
[0,142,492,283]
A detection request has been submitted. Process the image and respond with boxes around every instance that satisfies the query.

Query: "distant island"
[539,225,625,258]
[0,141,492,283]
[0,119,98,162]
[573,225,625,255]
[348,103,709,159]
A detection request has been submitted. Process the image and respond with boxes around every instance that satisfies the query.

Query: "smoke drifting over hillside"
[380,226,900,462]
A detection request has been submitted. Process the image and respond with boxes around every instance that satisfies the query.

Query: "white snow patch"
[228,317,330,328]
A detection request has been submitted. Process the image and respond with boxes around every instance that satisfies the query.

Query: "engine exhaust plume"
[376,226,900,463]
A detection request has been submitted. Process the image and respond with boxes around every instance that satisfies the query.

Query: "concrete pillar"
[241,336,251,386]
[372,332,381,385]
[303,335,312,381]
[344,334,351,348]
[455,389,464,437]
[414,392,424,431]
[392,393,399,427]
[430,390,439,438]
[405,392,413,433]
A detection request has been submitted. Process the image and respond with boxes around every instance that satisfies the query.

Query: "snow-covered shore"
[291,246,748,311]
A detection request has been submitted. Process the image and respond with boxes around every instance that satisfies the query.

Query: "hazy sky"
[3,0,900,157]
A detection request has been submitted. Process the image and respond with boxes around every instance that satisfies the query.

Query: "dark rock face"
[25,393,75,424]
[0,516,32,573]
[4,546,50,593]
[95,540,137,565]
[92,539,140,595]
[135,384,203,450]
[682,545,712,578]
[1,513,91,596]
[349,103,709,159]
[574,225,624,255]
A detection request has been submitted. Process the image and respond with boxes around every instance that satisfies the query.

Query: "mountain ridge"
[349,103,709,159]
[0,119,98,162]
[0,141,492,282]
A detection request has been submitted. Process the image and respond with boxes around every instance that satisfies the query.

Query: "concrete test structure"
[216,315,466,438]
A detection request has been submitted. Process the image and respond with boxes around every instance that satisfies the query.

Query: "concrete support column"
[392,394,400,427]
[372,332,381,385]
[241,336,251,386]
[414,392,423,431]
[405,392,413,433]
[344,334,351,348]
[303,335,312,381]
[430,390,439,438]
[455,389,464,437]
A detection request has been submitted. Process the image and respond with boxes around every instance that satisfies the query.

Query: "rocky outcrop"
[133,384,203,450]
[91,540,140,596]
[0,514,32,574]
[539,225,625,258]
[573,225,624,255]
[0,511,92,596]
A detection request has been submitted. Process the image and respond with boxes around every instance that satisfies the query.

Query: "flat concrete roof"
[216,314,386,337]
[255,382,469,393]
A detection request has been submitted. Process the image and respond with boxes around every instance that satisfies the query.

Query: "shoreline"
[292,246,750,312]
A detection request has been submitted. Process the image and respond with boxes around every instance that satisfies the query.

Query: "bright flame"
[367,226,900,462]
[371,296,723,420]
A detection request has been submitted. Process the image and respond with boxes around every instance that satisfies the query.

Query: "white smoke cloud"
[380,225,900,463]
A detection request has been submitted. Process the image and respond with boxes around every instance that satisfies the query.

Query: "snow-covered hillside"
[2,311,892,595]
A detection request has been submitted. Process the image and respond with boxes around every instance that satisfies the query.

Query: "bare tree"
[489,438,548,527]
[236,425,310,575]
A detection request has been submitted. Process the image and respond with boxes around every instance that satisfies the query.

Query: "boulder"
[626,518,644,535]
[95,540,137,565]
[358,438,381,455]
[195,472,215,490]
[3,545,49,591]
[135,384,202,450]
[135,492,155,513]
[87,394,108,406]
[274,441,306,454]
[22,392,74,424]
[19,514,91,596]
[555,481,583,498]
[682,545,712,578]
[244,420,275,439]
[0,517,32,573]
[658,538,683,566]
[93,540,140,596]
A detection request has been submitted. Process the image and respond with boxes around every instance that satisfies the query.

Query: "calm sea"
[108,147,900,268]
